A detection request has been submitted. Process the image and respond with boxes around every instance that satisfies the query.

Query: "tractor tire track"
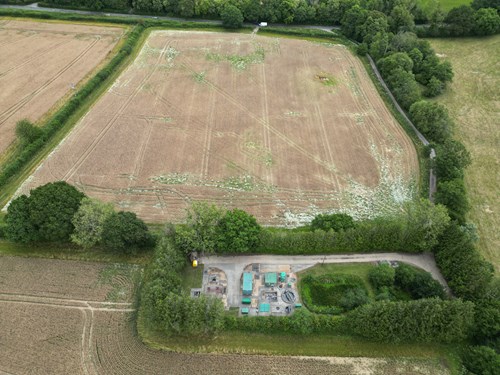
[61,39,173,182]
[0,36,101,125]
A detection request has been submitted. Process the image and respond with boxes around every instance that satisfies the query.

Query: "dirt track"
[15,30,419,226]
[0,19,122,156]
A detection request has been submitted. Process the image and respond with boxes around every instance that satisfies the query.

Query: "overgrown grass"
[298,263,376,298]
[428,35,500,272]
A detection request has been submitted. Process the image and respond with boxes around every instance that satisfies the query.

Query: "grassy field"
[181,263,204,291]
[418,0,471,12]
[429,35,500,272]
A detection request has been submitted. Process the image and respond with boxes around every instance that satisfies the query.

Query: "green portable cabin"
[242,272,253,295]
[242,297,251,304]
[241,307,249,315]
[259,303,270,313]
[294,303,302,308]
[279,272,286,282]
[265,272,277,287]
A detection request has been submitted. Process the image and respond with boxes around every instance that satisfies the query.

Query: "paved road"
[201,252,450,306]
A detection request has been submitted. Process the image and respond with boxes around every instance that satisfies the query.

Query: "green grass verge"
[0,239,152,264]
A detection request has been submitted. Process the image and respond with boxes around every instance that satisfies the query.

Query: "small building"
[259,303,270,313]
[265,272,277,287]
[241,307,249,315]
[242,272,253,295]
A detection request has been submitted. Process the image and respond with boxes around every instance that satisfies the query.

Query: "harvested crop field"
[429,36,500,271]
[0,256,449,374]
[0,19,123,156]
[16,30,418,225]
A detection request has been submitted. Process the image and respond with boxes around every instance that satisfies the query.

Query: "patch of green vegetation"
[192,71,206,83]
[206,43,265,70]
[180,263,204,292]
[316,73,338,87]
[417,0,471,12]
[151,173,190,184]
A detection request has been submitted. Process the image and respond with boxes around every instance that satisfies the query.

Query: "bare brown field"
[429,36,500,271]
[0,256,449,374]
[16,30,419,225]
[0,19,123,156]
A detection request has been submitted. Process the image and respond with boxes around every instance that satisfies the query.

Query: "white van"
[259,22,268,27]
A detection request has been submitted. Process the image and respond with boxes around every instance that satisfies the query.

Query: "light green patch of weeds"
[98,263,142,302]
[192,71,206,83]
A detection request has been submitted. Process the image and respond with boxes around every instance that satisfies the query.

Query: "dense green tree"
[341,5,368,41]
[4,195,37,243]
[101,211,153,253]
[435,178,470,223]
[216,208,261,253]
[389,5,415,33]
[445,5,476,36]
[474,7,500,35]
[472,0,500,11]
[339,288,370,310]
[369,264,395,289]
[395,264,445,299]
[473,299,500,344]
[175,202,224,254]
[310,213,356,232]
[5,181,85,242]
[435,139,471,181]
[401,198,450,252]
[377,52,414,76]
[221,4,243,28]
[177,0,195,17]
[71,198,114,248]
[369,31,391,61]
[423,76,444,97]
[461,346,500,375]
[434,222,494,300]
[409,100,452,143]
[15,119,43,145]
[360,10,389,45]
[386,68,421,109]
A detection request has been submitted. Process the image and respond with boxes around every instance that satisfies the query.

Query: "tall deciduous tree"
[6,181,85,242]
[102,211,153,253]
[71,198,115,248]
[217,208,261,253]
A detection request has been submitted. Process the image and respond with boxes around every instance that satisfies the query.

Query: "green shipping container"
[294,303,302,308]
[259,303,270,313]
[241,308,249,314]
[242,298,251,304]
[280,272,286,282]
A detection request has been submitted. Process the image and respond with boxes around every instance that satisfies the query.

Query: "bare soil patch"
[0,19,123,156]
[16,30,418,225]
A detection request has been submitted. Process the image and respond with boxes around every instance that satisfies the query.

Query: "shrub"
[395,264,445,299]
[435,178,469,224]
[369,264,395,289]
[409,100,453,144]
[221,4,243,29]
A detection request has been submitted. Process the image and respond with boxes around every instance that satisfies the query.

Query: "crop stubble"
[16,30,419,225]
[0,19,123,156]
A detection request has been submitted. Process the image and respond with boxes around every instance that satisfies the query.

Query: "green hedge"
[224,308,347,335]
